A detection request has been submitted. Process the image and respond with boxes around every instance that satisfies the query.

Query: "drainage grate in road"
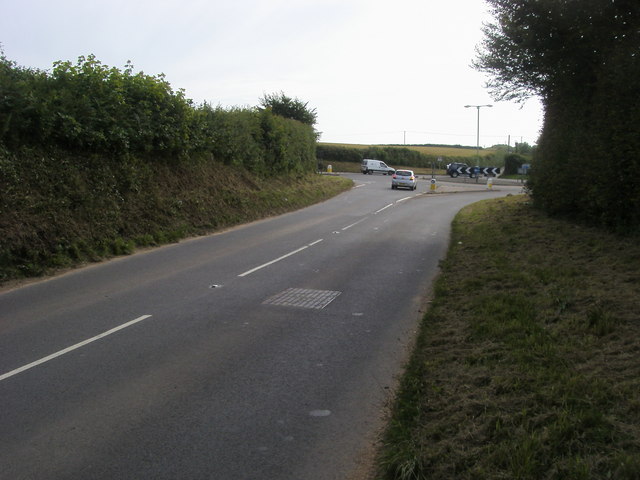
[263,288,341,310]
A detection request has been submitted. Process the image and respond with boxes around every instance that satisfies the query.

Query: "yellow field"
[319,142,497,158]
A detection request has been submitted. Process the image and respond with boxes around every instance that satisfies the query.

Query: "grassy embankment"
[0,159,352,285]
[377,195,640,479]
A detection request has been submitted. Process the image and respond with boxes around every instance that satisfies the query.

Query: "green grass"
[377,195,640,480]
[501,173,529,181]
[0,168,353,285]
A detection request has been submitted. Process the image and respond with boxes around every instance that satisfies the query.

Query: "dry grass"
[378,195,640,479]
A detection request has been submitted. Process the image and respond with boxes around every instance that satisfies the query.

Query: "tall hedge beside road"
[475,0,640,233]
[0,53,317,173]
[0,53,322,281]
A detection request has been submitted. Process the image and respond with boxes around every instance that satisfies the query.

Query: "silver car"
[391,169,417,190]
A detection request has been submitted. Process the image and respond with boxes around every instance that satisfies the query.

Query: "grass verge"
[0,165,352,285]
[377,195,640,479]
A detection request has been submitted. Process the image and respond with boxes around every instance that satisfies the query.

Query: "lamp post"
[464,104,492,166]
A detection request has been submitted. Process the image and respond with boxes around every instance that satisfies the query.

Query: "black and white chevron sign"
[456,166,501,176]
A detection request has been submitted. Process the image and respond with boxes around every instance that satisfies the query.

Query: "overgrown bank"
[377,195,640,479]
[0,53,343,284]
[0,147,351,284]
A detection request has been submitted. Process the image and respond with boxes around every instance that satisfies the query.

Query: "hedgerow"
[0,52,322,282]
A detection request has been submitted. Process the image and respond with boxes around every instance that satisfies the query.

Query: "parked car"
[361,159,395,175]
[391,169,417,190]
[446,162,469,177]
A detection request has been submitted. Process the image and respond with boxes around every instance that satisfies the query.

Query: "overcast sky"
[0,0,544,147]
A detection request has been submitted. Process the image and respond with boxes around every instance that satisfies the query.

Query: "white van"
[361,159,395,175]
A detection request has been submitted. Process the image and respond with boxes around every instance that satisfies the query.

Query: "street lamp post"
[464,104,492,167]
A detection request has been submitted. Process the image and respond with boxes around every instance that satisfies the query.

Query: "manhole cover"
[263,288,341,310]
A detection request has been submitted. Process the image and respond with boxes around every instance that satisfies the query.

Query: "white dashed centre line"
[375,204,393,214]
[341,218,366,231]
[238,239,324,277]
[0,314,153,382]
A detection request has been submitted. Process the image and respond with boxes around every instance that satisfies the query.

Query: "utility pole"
[464,104,492,166]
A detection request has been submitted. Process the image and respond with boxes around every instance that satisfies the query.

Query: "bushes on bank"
[0,53,317,174]
[0,52,322,282]
[503,153,527,175]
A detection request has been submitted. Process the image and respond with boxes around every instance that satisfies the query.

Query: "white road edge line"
[396,196,413,203]
[0,315,153,382]
[375,204,393,214]
[238,239,324,277]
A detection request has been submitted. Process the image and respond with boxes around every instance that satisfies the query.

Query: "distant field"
[319,142,497,158]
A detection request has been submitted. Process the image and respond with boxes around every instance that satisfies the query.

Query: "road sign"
[454,166,501,177]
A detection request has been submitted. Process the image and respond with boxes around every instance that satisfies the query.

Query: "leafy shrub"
[504,153,527,175]
[0,51,324,282]
[0,52,317,176]
[476,0,640,233]
[259,91,318,126]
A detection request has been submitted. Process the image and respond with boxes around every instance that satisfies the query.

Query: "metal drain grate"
[263,288,341,310]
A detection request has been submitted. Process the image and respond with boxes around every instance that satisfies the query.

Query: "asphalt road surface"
[0,174,523,480]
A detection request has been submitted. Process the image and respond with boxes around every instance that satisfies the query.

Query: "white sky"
[0,0,544,147]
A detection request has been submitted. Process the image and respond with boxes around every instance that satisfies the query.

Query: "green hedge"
[474,0,640,233]
[529,45,640,233]
[0,53,316,175]
[0,53,322,281]
[316,144,470,168]
[503,153,527,175]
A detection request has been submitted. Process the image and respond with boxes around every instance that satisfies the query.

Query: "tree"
[503,153,527,175]
[514,142,533,155]
[259,92,317,126]
[474,0,640,232]
[474,0,638,103]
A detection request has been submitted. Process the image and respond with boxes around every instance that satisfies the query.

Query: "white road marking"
[375,204,393,214]
[238,240,324,277]
[309,409,331,417]
[0,315,153,382]
[341,218,366,231]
